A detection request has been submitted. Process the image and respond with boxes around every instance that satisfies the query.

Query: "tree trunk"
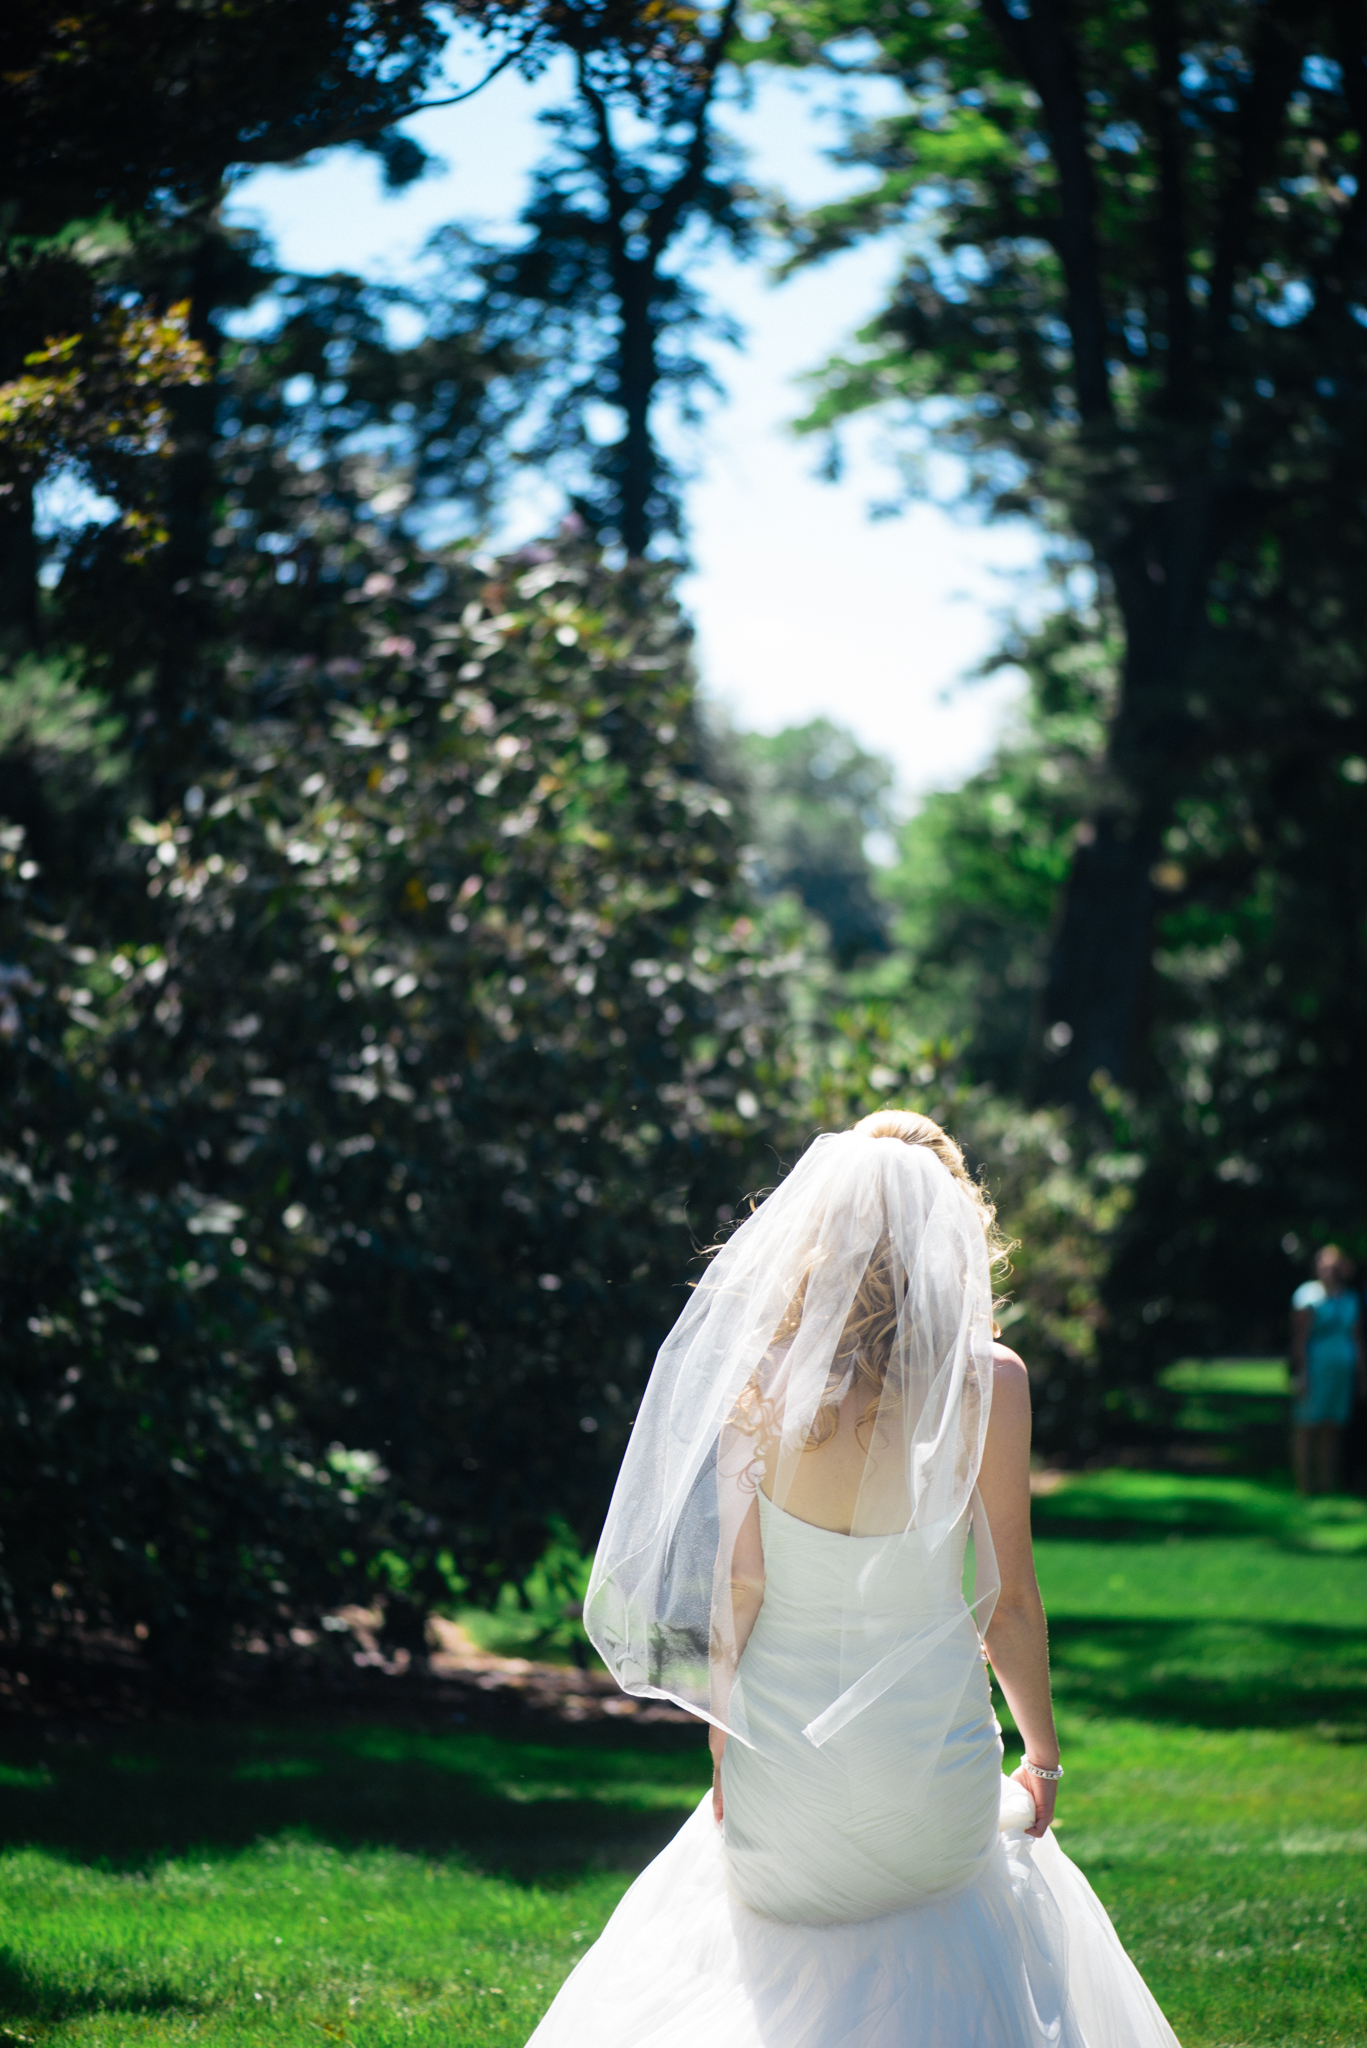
[1038,809,1159,1104]
[613,265,658,559]
[1039,487,1216,1107]
[0,483,39,661]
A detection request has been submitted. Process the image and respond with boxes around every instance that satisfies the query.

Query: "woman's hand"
[709,1727,726,1825]
[1011,1764,1057,1840]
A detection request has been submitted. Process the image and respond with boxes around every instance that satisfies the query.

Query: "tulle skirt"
[526,1778,1180,2048]
[528,1501,1179,2046]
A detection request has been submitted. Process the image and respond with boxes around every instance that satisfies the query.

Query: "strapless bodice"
[720,1488,1001,1924]
[754,1486,971,1618]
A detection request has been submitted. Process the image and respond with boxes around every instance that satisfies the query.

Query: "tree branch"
[400,35,541,115]
[980,0,1113,425]
[569,0,739,552]
[575,0,738,257]
[228,27,542,169]
[644,0,739,257]
[1149,0,1193,403]
[1315,0,1367,314]
[1207,0,1307,341]
[576,56,631,235]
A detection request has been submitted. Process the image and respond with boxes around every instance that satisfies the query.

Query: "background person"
[1344,1266,1367,1494]
[1290,1245,1365,1494]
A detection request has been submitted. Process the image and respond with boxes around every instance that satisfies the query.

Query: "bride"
[527,1110,1179,2047]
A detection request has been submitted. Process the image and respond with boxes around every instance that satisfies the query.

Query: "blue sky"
[227,51,1044,806]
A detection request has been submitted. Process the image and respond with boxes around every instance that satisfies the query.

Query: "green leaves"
[0,521,804,1647]
[0,300,208,492]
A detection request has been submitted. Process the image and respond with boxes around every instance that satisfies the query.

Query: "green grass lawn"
[0,1471,1363,2048]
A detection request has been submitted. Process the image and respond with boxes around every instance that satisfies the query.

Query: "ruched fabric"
[527,1493,1180,2048]
[722,1492,1000,1922]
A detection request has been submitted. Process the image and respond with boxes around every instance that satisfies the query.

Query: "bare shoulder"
[981,1342,1033,1486]
[990,1343,1031,1409]
[991,1341,1029,1383]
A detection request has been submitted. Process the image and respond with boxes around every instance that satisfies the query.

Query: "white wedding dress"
[528,1491,1180,2048]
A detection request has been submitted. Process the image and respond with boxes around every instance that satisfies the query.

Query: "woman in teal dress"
[1290,1245,1365,1494]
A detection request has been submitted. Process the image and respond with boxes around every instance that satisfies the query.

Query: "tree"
[846,586,1367,1380]
[0,772,368,1668]
[0,0,712,648]
[0,0,449,651]
[1100,709,1367,1373]
[0,0,716,237]
[0,0,804,1642]
[758,0,1367,1106]
[160,527,785,1613]
[724,717,897,968]
[452,0,754,554]
[877,610,1113,1091]
[50,226,537,811]
[1,481,805,1651]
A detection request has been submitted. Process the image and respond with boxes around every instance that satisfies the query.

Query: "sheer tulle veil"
[585,1124,1000,1751]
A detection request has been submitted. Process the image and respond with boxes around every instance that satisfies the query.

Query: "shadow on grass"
[0,1719,707,1883]
[2,1609,1363,1891]
[0,1946,203,2026]
[1030,1472,1367,1551]
[1048,1615,1367,1733]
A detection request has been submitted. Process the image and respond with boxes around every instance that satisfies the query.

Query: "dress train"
[529,1496,1179,2047]
[528,1779,1178,2048]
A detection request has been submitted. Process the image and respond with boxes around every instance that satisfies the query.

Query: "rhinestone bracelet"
[1021,1759,1064,1781]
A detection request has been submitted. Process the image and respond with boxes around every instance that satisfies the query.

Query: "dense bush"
[0,536,808,1652]
[0,1070,363,1669]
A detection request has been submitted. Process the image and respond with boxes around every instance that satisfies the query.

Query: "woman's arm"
[710,1489,765,1823]
[976,1345,1060,1839]
[1290,1305,1312,1395]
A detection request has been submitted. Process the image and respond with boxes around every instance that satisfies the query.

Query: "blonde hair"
[733,1110,1008,1453]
